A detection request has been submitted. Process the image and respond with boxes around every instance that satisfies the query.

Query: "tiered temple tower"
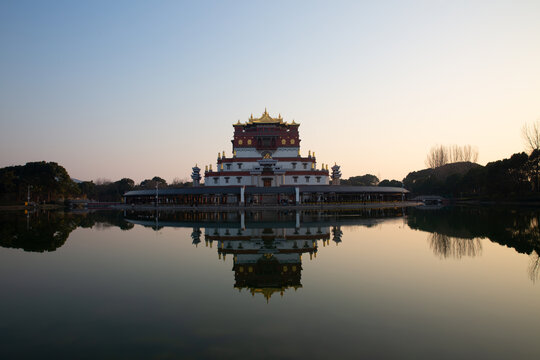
[331,163,342,186]
[191,165,201,187]
[204,110,330,187]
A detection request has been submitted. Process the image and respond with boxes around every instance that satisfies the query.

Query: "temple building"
[204,109,329,187]
[123,109,409,205]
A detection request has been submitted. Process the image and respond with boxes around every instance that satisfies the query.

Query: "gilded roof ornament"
[248,109,285,124]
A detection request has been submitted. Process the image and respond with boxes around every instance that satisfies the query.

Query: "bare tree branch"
[522,120,540,153]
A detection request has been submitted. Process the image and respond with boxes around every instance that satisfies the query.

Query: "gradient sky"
[1,0,539,183]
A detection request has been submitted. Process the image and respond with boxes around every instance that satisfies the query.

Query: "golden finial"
[222,150,225,158]
[308,150,311,157]
[326,164,329,170]
[313,152,315,158]
[210,164,213,171]
[220,163,224,170]
[264,107,268,114]
[205,165,208,172]
[195,163,198,167]
[218,152,221,159]
[311,163,315,169]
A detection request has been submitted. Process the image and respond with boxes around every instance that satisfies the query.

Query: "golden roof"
[248,108,283,124]
[233,109,300,126]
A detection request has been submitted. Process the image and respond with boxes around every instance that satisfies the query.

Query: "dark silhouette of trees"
[78,178,135,202]
[139,176,167,189]
[378,179,402,187]
[0,161,79,203]
[341,174,379,186]
[404,151,538,199]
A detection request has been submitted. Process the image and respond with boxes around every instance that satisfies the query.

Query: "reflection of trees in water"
[0,211,134,252]
[529,251,540,283]
[428,233,482,259]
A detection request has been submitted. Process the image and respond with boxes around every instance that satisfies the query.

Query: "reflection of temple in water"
[203,224,337,301]
[125,208,408,300]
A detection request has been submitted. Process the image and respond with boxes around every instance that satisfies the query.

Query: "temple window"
[238,163,242,169]
[292,162,297,169]
[226,164,231,170]
[305,176,310,183]
[213,178,218,184]
[225,177,230,184]
[303,163,307,169]
[316,177,321,183]
[236,177,241,184]
[293,176,298,183]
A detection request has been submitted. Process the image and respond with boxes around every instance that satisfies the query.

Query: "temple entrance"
[263,179,272,187]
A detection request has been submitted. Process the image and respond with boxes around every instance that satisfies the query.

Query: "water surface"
[1,207,539,359]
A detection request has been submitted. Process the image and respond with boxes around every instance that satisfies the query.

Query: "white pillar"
[240,186,245,204]
[295,187,300,204]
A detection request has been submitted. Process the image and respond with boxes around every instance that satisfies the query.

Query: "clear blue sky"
[1,0,539,183]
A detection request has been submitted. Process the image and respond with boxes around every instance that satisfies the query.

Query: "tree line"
[404,150,540,199]
[0,162,192,203]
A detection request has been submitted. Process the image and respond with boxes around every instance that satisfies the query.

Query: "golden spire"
[313,152,315,158]
[222,150,225,158]
[311,163,315,170]
[210,164,212,171]
[220,163,224,170]
[205,165,208,172]
[218,152,221,160]
[308,150,311,158]
[298,149,301,156]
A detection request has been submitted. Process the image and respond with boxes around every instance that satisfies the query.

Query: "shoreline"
[0,201,422,212]
[112,201,422,212]
[2,199,539,212]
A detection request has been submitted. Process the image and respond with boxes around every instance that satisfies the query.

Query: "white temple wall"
[221,160,322,171]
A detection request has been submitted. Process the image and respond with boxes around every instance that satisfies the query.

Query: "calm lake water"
[1,206,539,359]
